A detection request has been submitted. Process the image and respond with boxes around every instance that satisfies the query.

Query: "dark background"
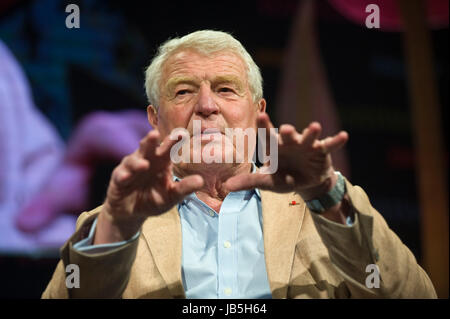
[0,0,447,298]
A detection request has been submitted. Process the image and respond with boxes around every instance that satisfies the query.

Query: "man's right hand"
[94,129,204,244]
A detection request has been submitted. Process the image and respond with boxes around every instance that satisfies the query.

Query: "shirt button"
[223,241,232,248]
[224,288,232,296]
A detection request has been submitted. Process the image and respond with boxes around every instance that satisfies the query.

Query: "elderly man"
[42,30,436,299]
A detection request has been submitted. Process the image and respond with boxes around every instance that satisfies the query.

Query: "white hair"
[144,30,263,109]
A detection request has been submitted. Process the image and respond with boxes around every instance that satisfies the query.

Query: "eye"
[218,87,235,94]
[176,89,191,96]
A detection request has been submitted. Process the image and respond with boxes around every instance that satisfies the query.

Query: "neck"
[173,162,252,212]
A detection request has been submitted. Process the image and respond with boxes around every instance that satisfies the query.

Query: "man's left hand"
[224,112,349,202]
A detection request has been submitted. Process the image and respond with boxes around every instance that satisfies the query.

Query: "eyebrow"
[212,75,245,93]
[164,75,246,96]
[164,76,200,96]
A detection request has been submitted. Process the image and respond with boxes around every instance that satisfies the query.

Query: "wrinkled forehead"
[160,48,248,86]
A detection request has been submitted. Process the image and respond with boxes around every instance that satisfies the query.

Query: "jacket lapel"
[260,190,305,298]
[142,206,185,298]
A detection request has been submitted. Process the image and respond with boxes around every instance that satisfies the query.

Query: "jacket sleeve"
[41,206,140,298]
[309,178,437,298]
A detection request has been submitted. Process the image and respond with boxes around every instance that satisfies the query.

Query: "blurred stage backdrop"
[0,0,448,298]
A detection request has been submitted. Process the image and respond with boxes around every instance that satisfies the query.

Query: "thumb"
[225,173,274,192]
[170,175,204,201]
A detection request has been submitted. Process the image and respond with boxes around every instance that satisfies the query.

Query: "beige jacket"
[42,179,436,298]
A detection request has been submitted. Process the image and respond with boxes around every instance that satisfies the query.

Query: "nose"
[194,84,219,117]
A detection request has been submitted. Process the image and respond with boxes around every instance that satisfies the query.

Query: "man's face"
[148,49,265,166]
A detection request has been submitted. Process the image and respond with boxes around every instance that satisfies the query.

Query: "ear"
[257,98,266,113]
[147,105,158,128]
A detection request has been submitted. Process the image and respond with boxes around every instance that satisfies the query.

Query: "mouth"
[192,127,223,137]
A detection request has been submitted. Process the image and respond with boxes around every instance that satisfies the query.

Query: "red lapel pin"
[289,200,300,206]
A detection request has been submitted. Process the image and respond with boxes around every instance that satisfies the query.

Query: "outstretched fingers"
[320,131,349,154]
[138,130,187,171]
[155,130,188,158]
[257,112,275,130]
[279,124,300,145]
[257,113,279,161]
[139,130,161,159]
[302,122,322,148]
[110,155,149,195]
[257,112,277,137]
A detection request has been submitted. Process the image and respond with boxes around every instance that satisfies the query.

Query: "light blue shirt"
[173,175,272,299]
